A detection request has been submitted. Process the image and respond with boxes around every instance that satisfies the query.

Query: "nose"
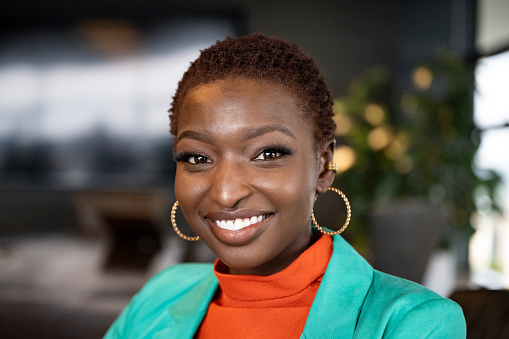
[209,160,252,209]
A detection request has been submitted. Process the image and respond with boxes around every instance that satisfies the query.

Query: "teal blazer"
[105,235,466,338]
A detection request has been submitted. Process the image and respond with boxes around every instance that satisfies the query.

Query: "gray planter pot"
[369,198,445,283]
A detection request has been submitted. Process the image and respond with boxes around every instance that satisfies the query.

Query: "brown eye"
[255,150,281,160]
[189,155,211,164]
[253,146,292,161]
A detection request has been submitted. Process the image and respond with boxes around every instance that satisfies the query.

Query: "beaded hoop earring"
[171,201,200,241]
[311,187,351,235]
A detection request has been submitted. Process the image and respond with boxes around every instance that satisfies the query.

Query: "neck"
[228,228,314,276]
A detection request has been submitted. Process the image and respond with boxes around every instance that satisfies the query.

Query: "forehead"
[177,77,311,137]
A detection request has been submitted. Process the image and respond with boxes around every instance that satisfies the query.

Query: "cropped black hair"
[169,33,336,145]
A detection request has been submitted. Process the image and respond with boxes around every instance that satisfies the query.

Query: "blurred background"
[1,0,508,337]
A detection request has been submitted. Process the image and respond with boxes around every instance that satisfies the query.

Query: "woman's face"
[174,77,332,276]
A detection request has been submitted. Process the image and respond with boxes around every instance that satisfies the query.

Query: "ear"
[316,139,336,195]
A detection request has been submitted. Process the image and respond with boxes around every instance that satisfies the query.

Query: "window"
[0,15,239,190]
[471,49,509,288]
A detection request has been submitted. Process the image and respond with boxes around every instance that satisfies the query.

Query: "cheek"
[174,169,205,217]
[283,158,320,219]
[174,168,187,202]
[258,167,316,219]
[283,185,315,221]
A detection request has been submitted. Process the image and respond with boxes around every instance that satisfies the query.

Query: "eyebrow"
[244,124,296,140]
[176,124,296,144]
[176,130,213,144]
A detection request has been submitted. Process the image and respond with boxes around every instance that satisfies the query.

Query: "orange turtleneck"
[196,233,333,339]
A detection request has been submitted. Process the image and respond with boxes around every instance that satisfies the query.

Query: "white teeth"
[234,219,243,230]
[213,214,267,231]
[226,220,234,230]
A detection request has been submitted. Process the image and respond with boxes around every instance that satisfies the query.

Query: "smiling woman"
[174,77,320,277]
[104,34,466,338]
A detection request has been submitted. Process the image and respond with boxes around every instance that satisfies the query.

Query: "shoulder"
[139,263,215,296]
[370,269,448,306]
[126,263,215,312]
[104,263,215,338]
[357,270,466,338]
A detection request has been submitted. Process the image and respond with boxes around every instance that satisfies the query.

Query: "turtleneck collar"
[212,233,333,305]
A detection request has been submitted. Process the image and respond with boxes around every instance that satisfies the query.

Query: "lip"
[204,210,273,246]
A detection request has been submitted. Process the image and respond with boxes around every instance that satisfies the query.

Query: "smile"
[213,214,268,231]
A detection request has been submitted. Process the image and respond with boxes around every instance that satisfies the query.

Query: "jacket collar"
[154,234,373,338]
[301,235,374,338]
[154,270,218,338]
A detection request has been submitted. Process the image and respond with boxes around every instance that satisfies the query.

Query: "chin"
[215,248,275,275]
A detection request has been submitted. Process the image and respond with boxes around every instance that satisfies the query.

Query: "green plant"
[332,67,408,250]
[333,51,500,251]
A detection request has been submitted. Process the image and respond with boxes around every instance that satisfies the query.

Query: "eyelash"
[253,145,292,161]
[173,145,292,164]
[173,152,210,164]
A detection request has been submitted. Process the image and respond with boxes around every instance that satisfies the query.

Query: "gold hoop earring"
[311,187,351,235]
[171,201,199,241]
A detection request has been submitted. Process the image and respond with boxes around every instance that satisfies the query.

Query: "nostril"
[212,185,252,208]
[210,165,252,208]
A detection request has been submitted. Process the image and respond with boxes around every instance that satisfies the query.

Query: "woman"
[105,34,466,338]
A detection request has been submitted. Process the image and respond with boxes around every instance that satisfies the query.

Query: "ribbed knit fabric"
[196,233,333,339]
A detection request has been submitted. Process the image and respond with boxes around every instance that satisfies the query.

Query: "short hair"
[169,33,336,146]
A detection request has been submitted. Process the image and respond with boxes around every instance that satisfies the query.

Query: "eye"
[173,152,211,165]
[253,146,292,161]
[255,150,282,160]
[188,155,211,164]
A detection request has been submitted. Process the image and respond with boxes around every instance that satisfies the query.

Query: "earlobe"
[316,140,336,194]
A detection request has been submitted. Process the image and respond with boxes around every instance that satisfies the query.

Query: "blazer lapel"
[301,235,374,338]
[154,272,219,339]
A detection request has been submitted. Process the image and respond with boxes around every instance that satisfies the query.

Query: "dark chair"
[450,289,509,339]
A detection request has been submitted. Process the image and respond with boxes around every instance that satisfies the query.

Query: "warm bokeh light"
[333,145,356,173]
[333,100,344,115]
[394,155,413,174]
[333,101,354,136]
[334,114,353,136]
[384,140,405,160]
[364,104,385,125]
[412,66,433,90]
[77,20,141,56]
[384,132,410,160]
[367,125,392,151]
